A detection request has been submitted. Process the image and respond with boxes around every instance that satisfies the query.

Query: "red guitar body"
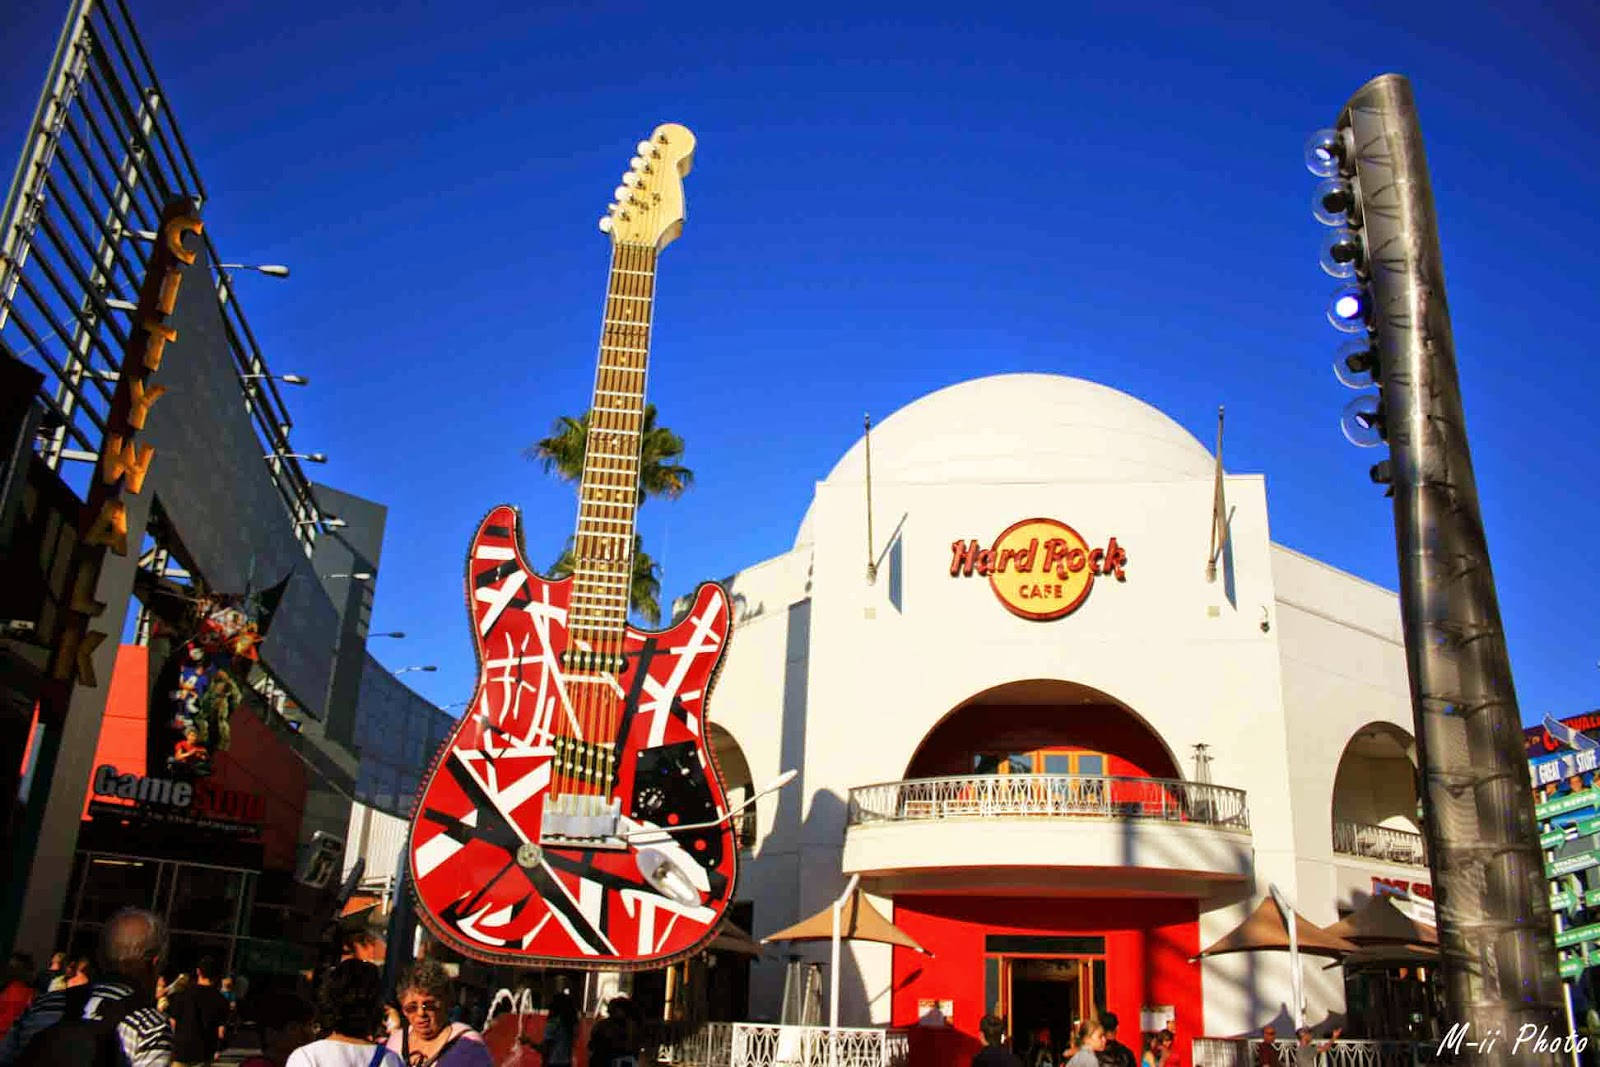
[408,505,738,968]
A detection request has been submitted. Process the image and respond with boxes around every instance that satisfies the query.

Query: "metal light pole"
[1313,74,1562,1052]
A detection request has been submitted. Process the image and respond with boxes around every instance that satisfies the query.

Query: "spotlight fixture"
[1312,178,1356,227]
[1339,394,1385,448]
[1319,229,1364,279]
[1303,128,1346,178]
[1332,338,1379,389]
[1326,286,1369,333]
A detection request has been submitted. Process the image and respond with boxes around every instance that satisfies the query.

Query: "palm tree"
[525,404,690,624]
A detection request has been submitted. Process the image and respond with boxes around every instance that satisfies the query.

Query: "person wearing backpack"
[284,960,401,1067]
[0,906,174,1067]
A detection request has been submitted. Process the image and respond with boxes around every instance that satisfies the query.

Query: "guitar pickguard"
[407,505,738,968]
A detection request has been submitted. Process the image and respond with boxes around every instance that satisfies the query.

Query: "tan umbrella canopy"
[1325,894,1438,946]
[710,921,768,958]
[762,888,932,955]
[1324,941,1440,970]
[1194,896,1358,960]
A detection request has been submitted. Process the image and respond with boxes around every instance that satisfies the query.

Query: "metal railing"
[1192,1038,1439,1067]
[729,1023,908,1067]
[658,1021,735,1067]
[847,774,1250,830]
[1332,820,1428,867]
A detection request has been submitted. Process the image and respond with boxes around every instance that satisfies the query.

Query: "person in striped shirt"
[0,907,174,1067]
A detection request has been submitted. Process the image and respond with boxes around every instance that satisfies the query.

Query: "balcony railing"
[847,774,1249,831]
[1332,820,1428,867]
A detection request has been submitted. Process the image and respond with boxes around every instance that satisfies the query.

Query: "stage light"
[1333,338,1378,389]
[1339,394,1385,448]
[1304,128,1345,177]
[267,451,327,464]
[1327,286,1369,332]
[1313,179,1355,227]
[1319,229,1363,278]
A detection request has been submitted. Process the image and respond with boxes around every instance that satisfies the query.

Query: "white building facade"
[699,373,1425,1053]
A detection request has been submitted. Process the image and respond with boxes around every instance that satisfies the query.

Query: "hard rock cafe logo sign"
[949,518,1127,621]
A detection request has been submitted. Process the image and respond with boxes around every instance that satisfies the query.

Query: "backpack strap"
[367,1043,388,1067]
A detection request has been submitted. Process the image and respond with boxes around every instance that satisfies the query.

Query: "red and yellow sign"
[950,518,1127,621]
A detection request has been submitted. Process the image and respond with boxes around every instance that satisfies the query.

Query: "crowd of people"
[0,908,506,1067]
[974,1012,1177,1067]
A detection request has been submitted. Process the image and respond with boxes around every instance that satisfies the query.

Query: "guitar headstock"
[599,123,696,251]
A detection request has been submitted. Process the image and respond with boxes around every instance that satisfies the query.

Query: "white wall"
[705,459,1418,1036]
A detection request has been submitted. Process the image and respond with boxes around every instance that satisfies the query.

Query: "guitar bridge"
[540,794,624,849]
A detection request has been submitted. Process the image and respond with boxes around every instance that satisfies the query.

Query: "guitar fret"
[602,344,650,355]
[572,590,629,603]
[599,366,646,377]
[594,389,644,399]
[589,450,637,461]
[591,405,640,416]
[582,517,633,527]
[574,531,631,542]
[612,268,655,277]
[611,295,651,304]
[603,320,649,329]
[586,462,636,475]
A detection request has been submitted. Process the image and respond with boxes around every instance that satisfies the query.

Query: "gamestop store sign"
[90,764,265,836]
[950,518,1128,621]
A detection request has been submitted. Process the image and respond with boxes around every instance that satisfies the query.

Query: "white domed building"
[700,374,1424,1055]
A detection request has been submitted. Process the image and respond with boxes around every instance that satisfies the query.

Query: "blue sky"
[4,1,1596,726]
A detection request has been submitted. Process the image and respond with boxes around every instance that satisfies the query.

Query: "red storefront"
[890,896,1200,1066]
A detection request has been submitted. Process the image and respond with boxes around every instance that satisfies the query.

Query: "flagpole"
[1206,407,1225,583]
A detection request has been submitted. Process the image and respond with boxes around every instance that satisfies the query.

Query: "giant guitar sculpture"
[408,124,739,968]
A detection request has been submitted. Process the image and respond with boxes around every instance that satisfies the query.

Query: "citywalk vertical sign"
[48,198,203,691]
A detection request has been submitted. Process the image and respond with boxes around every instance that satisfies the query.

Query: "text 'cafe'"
[697,373,1428,1055]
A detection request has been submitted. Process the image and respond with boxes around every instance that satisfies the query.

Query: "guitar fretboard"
[568,243,657,648]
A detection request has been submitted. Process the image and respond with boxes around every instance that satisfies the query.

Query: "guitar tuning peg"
[614,185,630,202]
[637,140,656,157]
[621,173,641,188]
[607,202,619,213]
[598,216,614,233]
[629,156,648,172]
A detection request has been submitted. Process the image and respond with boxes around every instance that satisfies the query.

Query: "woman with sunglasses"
[384,960,492,1067]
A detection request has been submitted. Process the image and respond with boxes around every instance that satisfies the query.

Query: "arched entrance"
[904,677,1182,782]
[1331,722,1423,866]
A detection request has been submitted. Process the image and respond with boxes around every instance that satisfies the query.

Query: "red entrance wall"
[890,895,1200,1067]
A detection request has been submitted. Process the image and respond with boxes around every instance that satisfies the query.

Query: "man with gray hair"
[0,907,174,1066]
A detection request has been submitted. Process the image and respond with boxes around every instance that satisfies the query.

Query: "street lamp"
[395,666,437,675]
[244,373,309,386]
[324,572,373,581]
[214,263,290,278]
[295,516,347,529]
[266,451,327,464]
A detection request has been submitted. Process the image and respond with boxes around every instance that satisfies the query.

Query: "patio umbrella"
[1193,895,1358,960]
[1193,888,1358,1031]
[1323,941,1439,970]
[762,874,931,1060]
[710,920,769,958]
[1324,894,1438,946]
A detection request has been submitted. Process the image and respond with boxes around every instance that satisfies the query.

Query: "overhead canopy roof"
[1325,894,1438,946]
[1194,896,1357,960]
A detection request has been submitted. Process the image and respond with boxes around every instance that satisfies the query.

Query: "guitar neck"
[569,242,658,644]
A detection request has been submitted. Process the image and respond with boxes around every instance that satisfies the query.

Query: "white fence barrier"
[728,1023,909,1067]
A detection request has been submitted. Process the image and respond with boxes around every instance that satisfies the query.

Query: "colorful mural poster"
[149,576,288,780]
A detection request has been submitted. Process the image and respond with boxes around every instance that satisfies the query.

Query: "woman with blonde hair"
[1064,1020,1105,1067]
